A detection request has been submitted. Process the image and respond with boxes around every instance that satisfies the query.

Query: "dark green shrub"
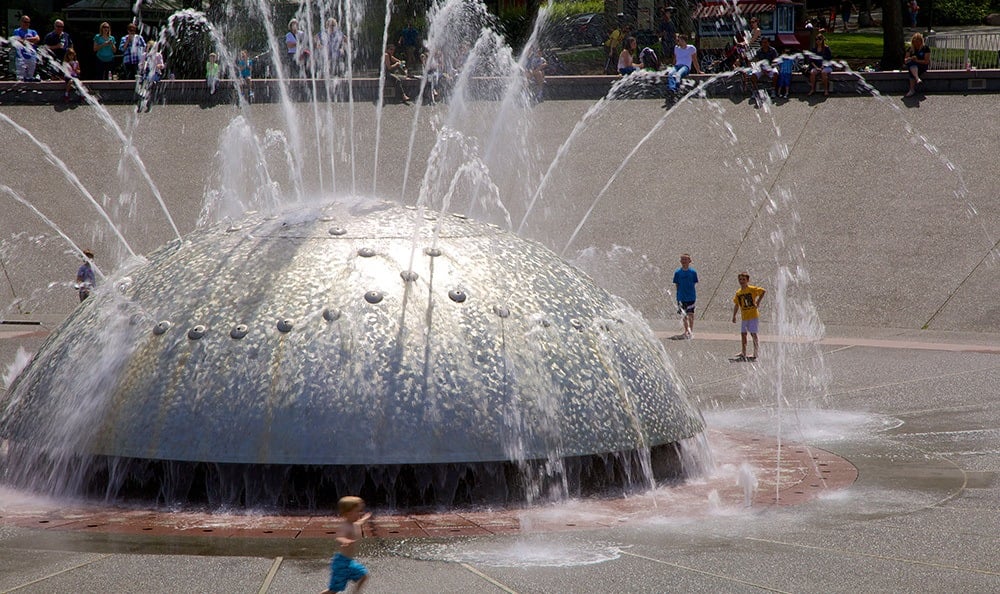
[926,0,995,26]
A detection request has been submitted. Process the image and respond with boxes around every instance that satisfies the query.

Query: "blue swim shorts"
[740,318,759,334]
[328,553,368,592]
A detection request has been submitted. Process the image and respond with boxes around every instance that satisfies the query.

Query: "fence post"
[964,35,970,69]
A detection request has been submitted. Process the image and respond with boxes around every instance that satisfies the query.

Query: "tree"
[881,0,905,69]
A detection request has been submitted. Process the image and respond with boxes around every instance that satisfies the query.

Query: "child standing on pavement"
[672,253,698,339]
[776,47,795,98]
[321,496,371,593]
[731,272,766,361]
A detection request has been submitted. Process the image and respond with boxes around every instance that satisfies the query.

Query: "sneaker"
[684,332,693,339]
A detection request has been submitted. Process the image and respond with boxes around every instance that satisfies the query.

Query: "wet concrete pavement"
[2,95,999,591]
[2,321,997,592]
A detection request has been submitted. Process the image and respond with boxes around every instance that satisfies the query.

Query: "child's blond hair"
[338,495,364,516]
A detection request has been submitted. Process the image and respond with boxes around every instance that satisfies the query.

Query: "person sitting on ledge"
[807,33,833,96]
[904,32,930,98]
[383,43,411,104]
[668,34,701,94]
[618,36,639,76]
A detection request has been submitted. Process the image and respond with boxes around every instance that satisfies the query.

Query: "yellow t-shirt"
[606,29,622,50]
[733,285,765,320]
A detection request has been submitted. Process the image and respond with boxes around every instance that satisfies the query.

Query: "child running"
[731,272,766,361]
[321,496,371,593]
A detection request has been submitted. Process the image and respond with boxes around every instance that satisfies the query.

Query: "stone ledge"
[0,70,996,105]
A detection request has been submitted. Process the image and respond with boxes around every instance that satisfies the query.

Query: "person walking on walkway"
[75,250,96,302]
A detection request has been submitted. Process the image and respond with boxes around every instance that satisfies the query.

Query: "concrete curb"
[1,70,997,105]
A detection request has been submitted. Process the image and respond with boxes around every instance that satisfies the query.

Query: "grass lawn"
[823,31,884,63]
[555,31,888,73]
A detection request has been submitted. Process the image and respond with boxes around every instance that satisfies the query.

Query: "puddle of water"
[705,409,903,442]
[400,535,623,567]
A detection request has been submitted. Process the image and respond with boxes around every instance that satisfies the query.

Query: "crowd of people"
[603,8,863,103]
[8,9,938,106]
[9,14,167,102]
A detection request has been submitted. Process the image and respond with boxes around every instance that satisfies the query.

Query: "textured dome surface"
[3,200,704,466]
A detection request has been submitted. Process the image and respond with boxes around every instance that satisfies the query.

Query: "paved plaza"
[1,94,998,592]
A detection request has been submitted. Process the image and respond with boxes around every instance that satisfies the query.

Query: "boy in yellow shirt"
[731,272,766,361]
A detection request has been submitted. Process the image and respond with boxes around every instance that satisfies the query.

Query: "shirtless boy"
[321,496,371,593]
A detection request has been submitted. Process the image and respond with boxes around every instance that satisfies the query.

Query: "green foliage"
[161,13,215,79]
[556,47,605,72]
[546,0,605,21]
[928,0,993,25]
[498,6,532,49]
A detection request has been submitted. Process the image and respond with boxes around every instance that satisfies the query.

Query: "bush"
[926,0,996,26]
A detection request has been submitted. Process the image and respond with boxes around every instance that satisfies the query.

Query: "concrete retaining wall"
[0,70,997,105]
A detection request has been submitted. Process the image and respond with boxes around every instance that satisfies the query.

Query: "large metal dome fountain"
[0,0,710,510]
[1,199,705,508]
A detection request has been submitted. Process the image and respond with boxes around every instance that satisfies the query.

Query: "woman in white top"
[618,36,638,75]
[746,16,762,55]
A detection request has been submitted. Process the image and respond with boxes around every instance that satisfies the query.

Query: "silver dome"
[3,200,704,470]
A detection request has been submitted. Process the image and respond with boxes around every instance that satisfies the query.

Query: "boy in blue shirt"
[776,48,796,98]
[672,253,698,339]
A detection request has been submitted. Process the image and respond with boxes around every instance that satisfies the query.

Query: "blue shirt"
[672,267,698,302]
[13,27,39,59]
[76,262,95,288]
[778,55,795,75]
[120,34,146,65]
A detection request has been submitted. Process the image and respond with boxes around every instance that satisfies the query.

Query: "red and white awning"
[692,2,775,19]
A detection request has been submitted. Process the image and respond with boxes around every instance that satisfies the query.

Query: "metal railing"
[926,32,1000,70]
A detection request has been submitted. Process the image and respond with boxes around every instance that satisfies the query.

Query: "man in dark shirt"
[44,19,73,64]
[397,21,419,69]
[43,19,73,80]
[748,36,779,92]
[658,8,676,65]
